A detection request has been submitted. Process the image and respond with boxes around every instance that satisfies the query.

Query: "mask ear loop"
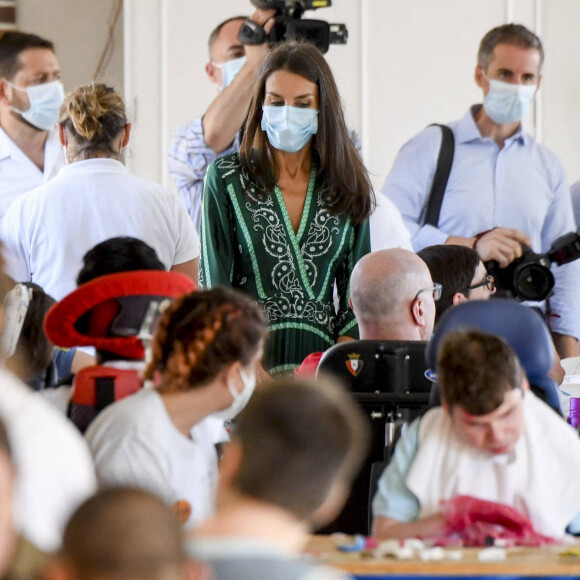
[113,128,127,160]
[62,135,73,165]
[4,80,29,116]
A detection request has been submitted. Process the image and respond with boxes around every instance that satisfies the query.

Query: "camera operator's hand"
[244,9,276,67]
[472,228,532,268]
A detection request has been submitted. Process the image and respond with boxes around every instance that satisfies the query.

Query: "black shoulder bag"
[423,124,455,227]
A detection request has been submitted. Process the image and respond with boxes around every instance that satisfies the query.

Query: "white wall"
[123,0,366,184]
[32,0,580,193]
[17,0,124,94]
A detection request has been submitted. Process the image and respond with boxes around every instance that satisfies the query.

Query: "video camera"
[485,230,580,301]
[238,0,347,54]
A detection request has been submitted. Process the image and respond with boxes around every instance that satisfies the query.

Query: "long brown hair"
[240,41,375,224]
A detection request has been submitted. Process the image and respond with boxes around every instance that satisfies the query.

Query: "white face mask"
[212,56,246,91]
[6,79,65,131]
[213,365,256,422]
[482,75,537,125]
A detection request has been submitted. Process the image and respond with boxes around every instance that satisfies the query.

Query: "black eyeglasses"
[414,283,442,303]
[462,274,495,294]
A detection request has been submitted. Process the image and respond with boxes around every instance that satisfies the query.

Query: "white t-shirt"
[0,127,64,220]
[1,158,200,300]
[0,369,96,551]
[86,388,228,529]
[369,193,413,252]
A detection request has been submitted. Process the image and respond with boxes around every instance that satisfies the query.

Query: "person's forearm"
[445,235,476,248]
[202,73,255,153]
[552,332,579,359]
[372,514,448,539]
[203,43,269,154]
[170,258,199,284]
[70,349,96,374]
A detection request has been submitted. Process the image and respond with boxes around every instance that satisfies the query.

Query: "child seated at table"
[372,329,580,541]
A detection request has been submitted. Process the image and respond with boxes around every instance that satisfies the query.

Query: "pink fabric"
[294,352,323,377]
[439,495,557,547]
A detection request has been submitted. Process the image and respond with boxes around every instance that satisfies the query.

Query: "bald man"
[296,249,438,374]
[350,249,437,342]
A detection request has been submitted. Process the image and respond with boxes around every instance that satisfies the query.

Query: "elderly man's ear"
[411,295,429,326]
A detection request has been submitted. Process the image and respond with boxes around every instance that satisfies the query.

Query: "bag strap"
[423,124,455,227]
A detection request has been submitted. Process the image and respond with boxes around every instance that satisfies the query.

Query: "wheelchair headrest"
[426,299,555,393]
[44,270,196,359]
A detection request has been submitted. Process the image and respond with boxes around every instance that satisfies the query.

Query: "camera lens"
[513,263,554,301]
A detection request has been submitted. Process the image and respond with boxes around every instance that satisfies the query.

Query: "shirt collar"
[455,105,527,146]
[187,537,297,560]
[58,157,127,175]
[0,127,64,167]
[0,127,17,161]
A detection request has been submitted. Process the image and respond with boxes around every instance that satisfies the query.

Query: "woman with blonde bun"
[1,83,199,300]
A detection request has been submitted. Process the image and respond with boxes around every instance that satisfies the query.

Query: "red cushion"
[44,270,196,359]
[72,366,142,405]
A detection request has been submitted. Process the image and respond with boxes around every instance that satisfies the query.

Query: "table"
[306,535,580,578]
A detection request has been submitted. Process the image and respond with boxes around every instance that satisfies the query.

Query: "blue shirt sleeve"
[568,511,580,535]
[381,125,449,250]
[540,159,580,340]
[372,418,421,522]
[52,347,75,382]
[167,116,239,232]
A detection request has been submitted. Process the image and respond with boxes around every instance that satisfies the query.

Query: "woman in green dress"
[200,41,375,377]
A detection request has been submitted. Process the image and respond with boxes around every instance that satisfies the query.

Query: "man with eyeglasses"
[349,249,438,343]
[418,245,495,322]
[372,329,580,541]
[383,23,580,359]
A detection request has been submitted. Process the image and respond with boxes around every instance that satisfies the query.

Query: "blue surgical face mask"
[6,79,65,131]
[482,76,537,125]
[213,56,246,90]
[261,105,318,153]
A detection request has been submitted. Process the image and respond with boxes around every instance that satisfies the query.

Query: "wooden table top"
[305,534,580,576]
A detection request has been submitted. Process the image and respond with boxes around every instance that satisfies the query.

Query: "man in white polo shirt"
[0,31,65,220]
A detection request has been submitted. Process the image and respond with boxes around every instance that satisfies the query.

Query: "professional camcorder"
[238,0,347,54]
[485,230,580,301]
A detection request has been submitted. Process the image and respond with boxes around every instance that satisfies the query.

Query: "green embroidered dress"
[200,153,371,376]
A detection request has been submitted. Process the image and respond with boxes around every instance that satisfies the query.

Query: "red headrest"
[44,270,196,359]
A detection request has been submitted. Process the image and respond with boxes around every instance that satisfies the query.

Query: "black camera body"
[238,0,347,54]
[485,231,580,302]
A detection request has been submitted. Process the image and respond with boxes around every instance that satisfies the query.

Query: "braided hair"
[143,287,266,391]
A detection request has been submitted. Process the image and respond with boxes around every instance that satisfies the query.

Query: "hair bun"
[60,83,127,149]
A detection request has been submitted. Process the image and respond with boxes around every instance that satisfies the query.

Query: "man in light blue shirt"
[383,24,580,358]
